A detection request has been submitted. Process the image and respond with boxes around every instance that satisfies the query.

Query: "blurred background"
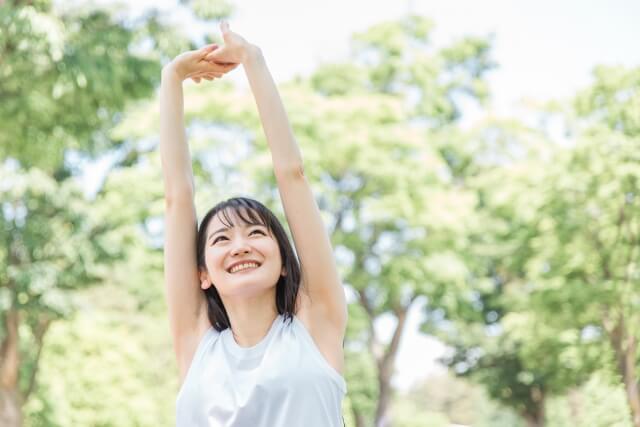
[1,0,639,426]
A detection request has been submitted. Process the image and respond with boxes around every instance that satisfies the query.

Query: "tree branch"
[0,309,20,389]
[358,288,378,359]
[23,316,52,402]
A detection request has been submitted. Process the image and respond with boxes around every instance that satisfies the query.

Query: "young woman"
[159,22,348,426]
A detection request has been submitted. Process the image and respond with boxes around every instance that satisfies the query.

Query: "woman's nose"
[230,238,251,256]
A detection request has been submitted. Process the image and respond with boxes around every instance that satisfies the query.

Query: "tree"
[0,0,234,423]
[0,163,132,425]
[527,66,640,425]
[426,66,640,426]
[418,116,610,427]
[0,1,158,175]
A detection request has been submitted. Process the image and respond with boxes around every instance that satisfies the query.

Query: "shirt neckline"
[222,314,283,359]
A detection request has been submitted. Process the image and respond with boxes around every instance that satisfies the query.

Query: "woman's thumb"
[220,20,230,35]
[204,48,224,62]
[200,44,218,54]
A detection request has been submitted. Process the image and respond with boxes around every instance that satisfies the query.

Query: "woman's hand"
[204,21,256,65]
[164,44,238,83]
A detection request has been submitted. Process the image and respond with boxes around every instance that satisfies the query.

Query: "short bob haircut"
[196,197,301,332]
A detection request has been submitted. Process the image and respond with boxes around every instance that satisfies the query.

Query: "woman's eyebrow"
[208,226,230,241]
[207,224,266,241]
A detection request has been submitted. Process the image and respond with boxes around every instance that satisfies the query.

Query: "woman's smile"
[228,263,261,274]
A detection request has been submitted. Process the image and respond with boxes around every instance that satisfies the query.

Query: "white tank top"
[175,314,347,426]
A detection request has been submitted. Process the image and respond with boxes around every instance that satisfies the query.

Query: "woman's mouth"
[228,262,261,274]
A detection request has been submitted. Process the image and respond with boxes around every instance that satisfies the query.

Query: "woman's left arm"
[207,23,347,332]
[246,47,347,331]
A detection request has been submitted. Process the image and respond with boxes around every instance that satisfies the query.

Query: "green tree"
[0,1,158,175]
[426,66,640,427]
[527,66,640,425]
[545,373,632,427]
[0,163,133,425]
[421,118,605,427]
[0,0,231,423]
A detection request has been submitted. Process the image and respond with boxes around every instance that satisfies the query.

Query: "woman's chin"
[218,273,279,294]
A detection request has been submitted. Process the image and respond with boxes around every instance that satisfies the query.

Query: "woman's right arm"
[159,50,235,380]
[159,65,204,378]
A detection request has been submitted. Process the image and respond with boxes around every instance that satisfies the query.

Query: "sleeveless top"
[175,314,347,426]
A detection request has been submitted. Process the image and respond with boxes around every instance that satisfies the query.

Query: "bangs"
[216,205,269,231]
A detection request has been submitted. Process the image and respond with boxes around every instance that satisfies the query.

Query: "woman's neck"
[222,290,279,347]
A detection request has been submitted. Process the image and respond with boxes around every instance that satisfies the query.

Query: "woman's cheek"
[206,249,222,273]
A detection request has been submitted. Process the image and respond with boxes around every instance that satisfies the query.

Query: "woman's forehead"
[209,207,266,229]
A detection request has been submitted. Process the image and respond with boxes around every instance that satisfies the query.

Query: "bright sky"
[80,0,640,392]
[226,0,640,114]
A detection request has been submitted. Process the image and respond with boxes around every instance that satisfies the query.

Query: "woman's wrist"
[161,63,183,82]
[241,43,262,65]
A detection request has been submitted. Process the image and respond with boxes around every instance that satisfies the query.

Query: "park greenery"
[1,1,638,426]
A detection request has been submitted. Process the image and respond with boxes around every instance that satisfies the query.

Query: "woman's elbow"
[274,162,305,180]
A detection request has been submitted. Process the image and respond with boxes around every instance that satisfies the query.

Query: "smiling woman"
[194,197,301,334]
[159,21,347,427]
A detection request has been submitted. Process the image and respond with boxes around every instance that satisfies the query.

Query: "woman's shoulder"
[178,323,220,386]
[291,306,345,377]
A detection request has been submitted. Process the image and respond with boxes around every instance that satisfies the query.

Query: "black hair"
[196,197,301,332]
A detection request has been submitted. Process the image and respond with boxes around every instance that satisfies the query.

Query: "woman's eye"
[251,229,266,236]
[212,236,228,244]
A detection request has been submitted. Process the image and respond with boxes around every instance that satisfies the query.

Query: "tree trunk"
[0,387,21,427]
[522,386,545,427]
[567,388,581,423]
[607,314,640,427]
[0,309,21,427]
[524,415,543,427]
[624,337,640,427]
[619,334,640,427]
[351,406,367,427]
[374,304,411,427]
[24,316,52,402]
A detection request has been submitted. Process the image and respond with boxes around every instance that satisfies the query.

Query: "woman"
[160,22,348,426]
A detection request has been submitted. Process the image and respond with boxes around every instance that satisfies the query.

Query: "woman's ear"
[200,270,212,290]
[281,266,287,277]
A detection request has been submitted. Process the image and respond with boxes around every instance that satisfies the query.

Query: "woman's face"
[201,209,284,298]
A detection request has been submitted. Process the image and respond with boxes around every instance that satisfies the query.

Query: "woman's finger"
[198,44,218,58]
[204,48,241,66]
[220,20,230,36]
[197,59,236,74]
[188,71,220,82]
[187,65,229,82]
[204,47,227,63]
[187,70,214,79]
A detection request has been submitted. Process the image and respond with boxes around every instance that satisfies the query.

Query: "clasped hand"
[165,21,252,84]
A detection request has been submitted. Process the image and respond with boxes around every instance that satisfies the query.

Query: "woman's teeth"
[229,263,260,274]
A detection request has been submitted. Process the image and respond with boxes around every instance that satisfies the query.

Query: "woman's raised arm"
[159,48,236,381]
[206,23,348,336]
